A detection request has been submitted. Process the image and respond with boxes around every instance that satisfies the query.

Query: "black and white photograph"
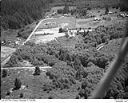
[1,0,128,102]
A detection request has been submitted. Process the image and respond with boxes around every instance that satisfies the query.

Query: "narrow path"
[1,66,52,72]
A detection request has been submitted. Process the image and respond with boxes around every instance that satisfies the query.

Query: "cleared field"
[28,16,76,44]
[37,17,76,30]
[1,46,16,61]
[33,32,65,44]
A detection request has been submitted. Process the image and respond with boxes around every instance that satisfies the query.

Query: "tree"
[19,93,24,98]
[63,3,69,14]
[2,69,8,78]
[105,6,109,15]
[81,80,87,89]
[75,95,80,99]
[33,66,41,76]
[59,27,63,33]
[78,89,87,98]
[14,78,22,90]
[57,9,63,14]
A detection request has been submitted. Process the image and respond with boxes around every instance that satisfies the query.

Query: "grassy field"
[1,46,16,62]
[37,17,76,29]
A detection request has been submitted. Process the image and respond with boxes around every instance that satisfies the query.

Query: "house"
[51,6,65,13]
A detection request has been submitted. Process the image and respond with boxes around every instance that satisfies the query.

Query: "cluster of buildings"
[1,38,22,48]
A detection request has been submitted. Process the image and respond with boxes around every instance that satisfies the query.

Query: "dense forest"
[1,0,53,29]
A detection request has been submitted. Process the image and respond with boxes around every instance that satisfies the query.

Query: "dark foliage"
[63,4,69,14]
[78,89,87,98]
[57,9,63,14]
[105,6,109,14]
[33,66,41,76]
[59,28,63,33]
[77,7,87,17]
[2,69,8,78]
[6,91,10,96]
[42,82,54,92]
[19,93,24,98]
[1,0,52,29]
[75,95,80,99]
[17,27,33,39]
[46,71,58,80]
[81,80,88,89]
[59,27,66,33]
[14,78,22,90]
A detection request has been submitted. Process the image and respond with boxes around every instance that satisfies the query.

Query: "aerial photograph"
[1,0,128,100]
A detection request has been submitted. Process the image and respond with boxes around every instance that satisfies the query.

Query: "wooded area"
[1,0,53,29]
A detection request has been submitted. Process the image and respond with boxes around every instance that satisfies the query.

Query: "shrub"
[88,52,109,69]
[59,28,63,33]
[57,9,63,14]
[73,56,82,70]
[65,32,69,38]
[77,52,89,67]
[43,83,53,92]
[14,78,22,90]
[75,70,82,80]
[78,89,87,98]
[2,69,8,78]
[105,6,109,14]
[57,78,70,89]
[75,68,88,80]
[81,80,88,89]
[33,66,41,76]
[85,65,104,93]
[87,62,95,67]
[19,93,23,98]
[68,76,76,84]
[75,95,80,99]
[6,91,10,96]
[46,71,58,80]
[81,69,88,78]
